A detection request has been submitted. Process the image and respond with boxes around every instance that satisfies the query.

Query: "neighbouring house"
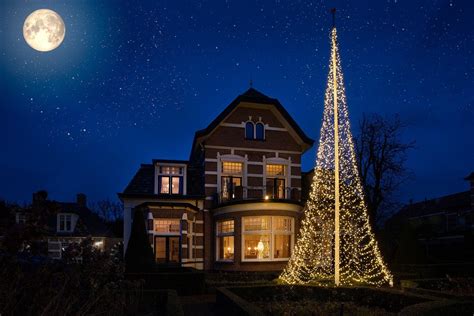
[119,88,314,271]
[5,191,121,259]
[387,172,474,262]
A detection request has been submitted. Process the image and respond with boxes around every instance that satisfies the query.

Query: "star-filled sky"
[1,0,473,205]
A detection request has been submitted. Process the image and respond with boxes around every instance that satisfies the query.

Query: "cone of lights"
[279,27,393,287]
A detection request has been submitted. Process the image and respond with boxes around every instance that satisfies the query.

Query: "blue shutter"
[179,176,184,194]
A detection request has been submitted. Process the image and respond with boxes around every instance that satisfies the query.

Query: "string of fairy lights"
[279,27,393,287]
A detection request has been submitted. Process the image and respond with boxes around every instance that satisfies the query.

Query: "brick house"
[3,191,121,259]
[119,88,314,271]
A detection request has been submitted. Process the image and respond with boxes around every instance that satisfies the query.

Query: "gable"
[191,88,314,155]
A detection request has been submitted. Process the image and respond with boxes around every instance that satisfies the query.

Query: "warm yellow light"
[279,27,393,287]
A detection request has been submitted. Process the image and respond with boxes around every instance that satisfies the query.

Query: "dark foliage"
[124,209,155,273]
[355,113,415,227]
[0,243,148,316]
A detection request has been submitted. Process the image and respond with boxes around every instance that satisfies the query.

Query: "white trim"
[291,175,301,179]
[205,184,218,187]
[213,201,302,216]
[247,161,264,165]
[221,122,244,128]
[204,158,217,162]
[195,245,204,249]
[205,145,300,155]
[265,126,287,131]
[220,122,287,132]
[247,173,263,177]
[205,171,218,175]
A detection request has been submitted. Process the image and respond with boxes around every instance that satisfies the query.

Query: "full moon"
[23,9,65,52]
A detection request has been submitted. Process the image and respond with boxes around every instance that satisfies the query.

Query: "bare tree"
[89,199,123,222]
[354,113,414,227]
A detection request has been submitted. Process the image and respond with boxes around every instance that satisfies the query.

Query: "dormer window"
[58,214,73,232]
[158,166,183,195]
[16,213,27,224]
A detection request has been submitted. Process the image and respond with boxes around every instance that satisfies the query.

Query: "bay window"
[242,216,293,261]
[216,220,234,261]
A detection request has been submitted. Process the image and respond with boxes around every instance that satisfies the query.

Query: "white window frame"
[241,216,294,262]
[217,154,247,199]
[264,157,291,199]
[154,163,187,195]
[215,219,235,262]
[57,213,73,233]
[153,218,181,236]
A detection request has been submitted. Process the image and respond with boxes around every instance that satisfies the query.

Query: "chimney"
[77,193,87,208]
[465,172,474,212]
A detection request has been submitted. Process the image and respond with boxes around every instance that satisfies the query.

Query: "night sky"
[1,0,473,205]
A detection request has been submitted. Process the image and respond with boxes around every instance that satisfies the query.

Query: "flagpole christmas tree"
[280,11,393,287]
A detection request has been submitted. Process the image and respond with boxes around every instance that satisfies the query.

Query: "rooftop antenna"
[331,8,336,28]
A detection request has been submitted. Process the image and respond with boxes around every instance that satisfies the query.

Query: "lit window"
[217,220,234,234]
[242,216,293,261]
[243,216,271,231]
[245,122,254,139]
[221,176,242,201]
[255,122,265,140]
[216,220,234,261]
[159,176,182,194]
[154,219,180,233]
[158,165,184,195]
[161,166,182,175]
[266,164,286,199]
[221,162,243,201]
[266,164,285,176]
[160,177,170,194]
[222,162,243,174]
[58,214,73,232]
[171,177,180,194]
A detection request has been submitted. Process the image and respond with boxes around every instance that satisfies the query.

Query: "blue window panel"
[245,122,254,139]
[255,123,264,140]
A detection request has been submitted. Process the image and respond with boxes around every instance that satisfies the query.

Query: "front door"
[154,236,181,264]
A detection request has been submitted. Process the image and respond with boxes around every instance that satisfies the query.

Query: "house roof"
[465,172,474,181]
[50,202,114,237]
[119,163,204,198]
[396,191,471,219]
[152,159,188,165]
[122,164,155,195]
[190,87,314,157]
